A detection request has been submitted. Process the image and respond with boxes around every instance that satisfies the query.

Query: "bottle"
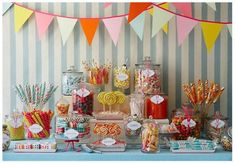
[3,115,11,151]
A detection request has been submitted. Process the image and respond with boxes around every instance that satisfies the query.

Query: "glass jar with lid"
[141,117,159,153]
[125,114,143,139]
[135,56,161,95]
[62,66,83,96]
[113,64,130,90]
[129,93,145,118]
[56,97,70,117]
[206,111,228,142]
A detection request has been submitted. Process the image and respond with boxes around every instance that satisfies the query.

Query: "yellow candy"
[97,92,106,105]
[114,67,130,89]
[114,91,126,104]
[104,92,117,105]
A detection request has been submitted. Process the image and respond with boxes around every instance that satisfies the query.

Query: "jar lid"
[135,56,160,67]
[63,66,83,74]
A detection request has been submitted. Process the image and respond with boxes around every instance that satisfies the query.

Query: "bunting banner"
[176,15,198,46]
[172,3,192,17]
[35,12,54,39]
[57,17,77,45]
[227,24,232,37]
[104,3,112,8]
[103,17,123,46]
[152,6,174,37]
[14,4,33,32]
[128,2,152,23]
[128,12,145,40]
[2,2,13,15]
[201,22,224,52]
[80,18,100,45]
[207,3,216,11]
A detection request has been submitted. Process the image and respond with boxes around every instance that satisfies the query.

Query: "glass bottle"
[129,93,144,118]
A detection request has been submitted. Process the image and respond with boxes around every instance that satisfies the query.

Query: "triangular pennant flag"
[129,12,145,40]
[172,3,192,17]
[14,4,33,32]
[201,22,223,52]
[152,6,174,37]
[103,17,123,46]
[148,8,154,15]
[57,17,77,45]
[177,15,198,46]
[35,12,54,39]
[207,3,216,11]
[160,3,169,34]
[227,24,232,37]
[104,3,112,8]
[80,18,99,45]
[128,2,152,23]
[3,3,13,15]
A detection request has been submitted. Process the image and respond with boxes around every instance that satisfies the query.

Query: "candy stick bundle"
[183,80,224,115]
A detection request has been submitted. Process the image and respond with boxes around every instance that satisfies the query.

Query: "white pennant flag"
[57,17,77,45]
[207,3,216,11]
[152,6,174,37]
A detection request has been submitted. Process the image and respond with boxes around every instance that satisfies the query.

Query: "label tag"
[76,88,90,97]
[9,119,22,128]
[127,121,141,131]
[182,119,196,128]
[142,69,155,77]
[101,137,116,146]
[150,95,164,104]
[64,129,79,139]
[28,124,43,134]
[117,73,128,81]
[210,119,225,128]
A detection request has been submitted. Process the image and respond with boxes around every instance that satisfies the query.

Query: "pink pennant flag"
[35,12,54,39]
[172,3,192,17]
[177,16,198,46]
[104,3,112,8]
[103,17,123,46]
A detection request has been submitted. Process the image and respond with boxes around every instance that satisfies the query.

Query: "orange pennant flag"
[128,2,152,23]
[80,18,100,45]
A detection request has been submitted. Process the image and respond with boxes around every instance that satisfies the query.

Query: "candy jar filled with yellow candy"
[6,110,25,140]
[114,64,130,90]
[141,117,159,153]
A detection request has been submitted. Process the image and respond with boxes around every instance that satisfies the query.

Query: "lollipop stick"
[109,105,111,112]
[102,104,105,112]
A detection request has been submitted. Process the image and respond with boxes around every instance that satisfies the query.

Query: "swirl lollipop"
[97,92,106,112]
[104,92,116,112]
[114,91,126,112]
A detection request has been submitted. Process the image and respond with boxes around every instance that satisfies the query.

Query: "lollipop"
[104,92,117,112]
[114,91,125,112]
[97,92,106,112]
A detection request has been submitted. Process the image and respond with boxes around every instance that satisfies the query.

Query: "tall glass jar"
[206,111,228,142]
[141,117,159,153]
[6,111,25,140]
[72,82,94,116]
[135,57,161,95]
[62,66,83,96]
[113,64,130,90]
[56,97,70,117]
[129,93,145,118]
[125,114,143,139]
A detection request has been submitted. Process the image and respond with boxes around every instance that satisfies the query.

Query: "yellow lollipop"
[97,92,106,105]
[104,92,116,112]
[114,91,126,104]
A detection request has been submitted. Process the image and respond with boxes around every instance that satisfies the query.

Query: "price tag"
[28,124,43,134]
[210,119,225,128]
[9,119,22,128]
[117,73,128,81]
[64,129,79,139]
[127,121,141,131]
[76,88,90,97]
[182,119,196,128]
[101,138,116,146]
[142,69,155,77]
[150,95,164,104]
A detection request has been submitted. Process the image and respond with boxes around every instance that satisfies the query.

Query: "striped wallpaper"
[2,2,232,125]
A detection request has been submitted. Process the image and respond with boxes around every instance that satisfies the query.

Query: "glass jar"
[72,82,94,116]
[206,111,228,142]
[171,108,201,140]
[145,94,168,119]
[141,117,159,153]
[62,66,83,96]
[125,114,143,139]
[129,93,144,118]
[56,97,70,117]
[3,116,11,151]
[6,111,25,140]
[220,127,232,151]
[113,64,130,90]
[135,57,161,95]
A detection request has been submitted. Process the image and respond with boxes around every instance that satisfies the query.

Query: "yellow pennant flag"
[200,22,224,53]
[149,3,169,33]
[14,4,33,32]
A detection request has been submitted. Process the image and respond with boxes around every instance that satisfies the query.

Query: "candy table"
[3,140,232,161]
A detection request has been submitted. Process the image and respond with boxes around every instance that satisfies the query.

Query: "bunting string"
[13,2,232,24]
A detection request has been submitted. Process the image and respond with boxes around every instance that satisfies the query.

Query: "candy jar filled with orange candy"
[135,56,161,95]
[171,105,201,140]
[141,117,159,153]
[145,94,168,119]
[83,60,111,86]
[56,97,70,117]
[72,82,94,116]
